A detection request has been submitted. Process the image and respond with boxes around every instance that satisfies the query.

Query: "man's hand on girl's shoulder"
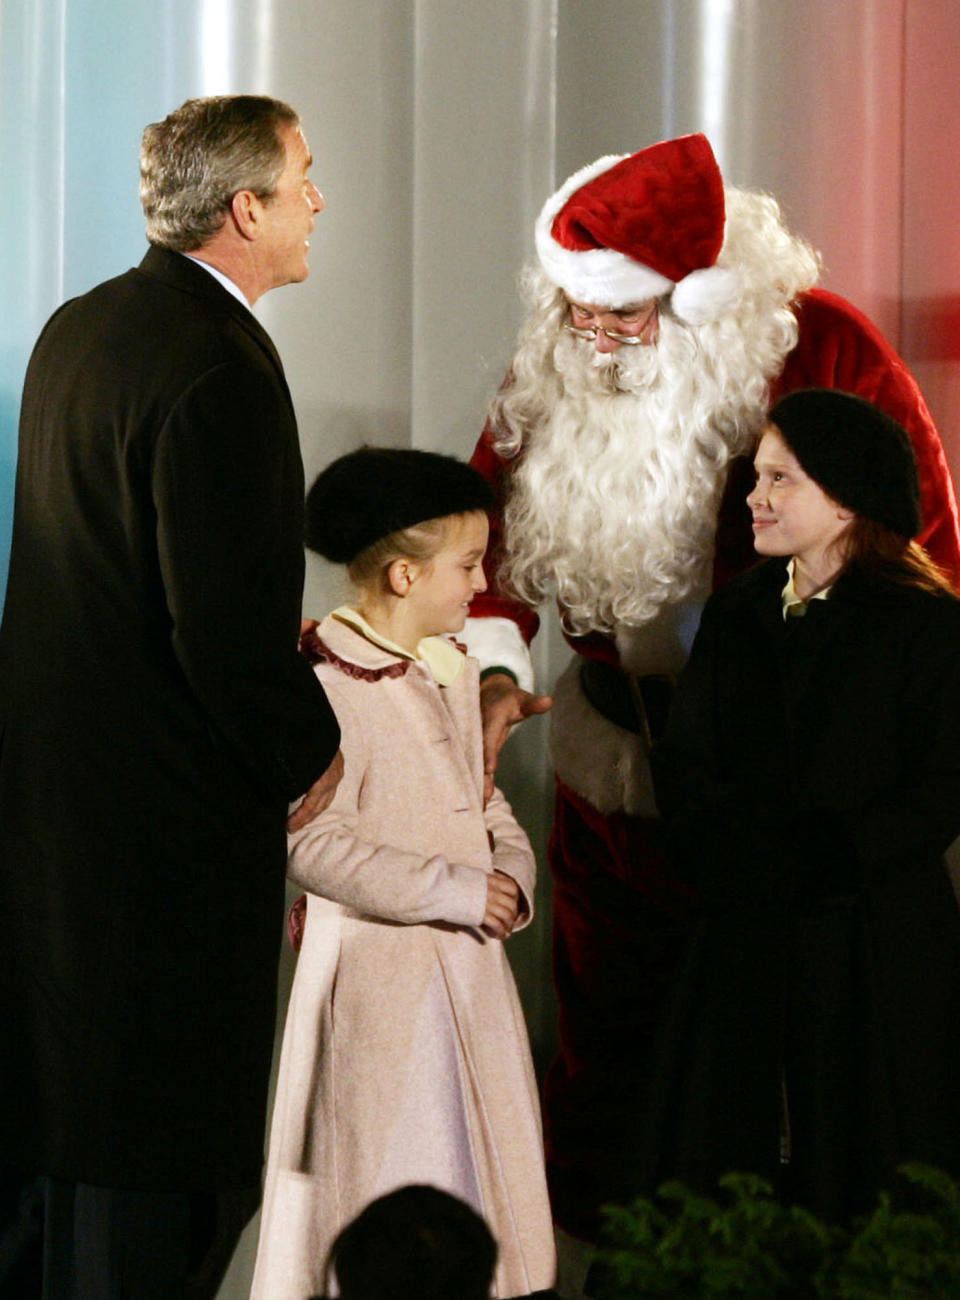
[288,749,345,832]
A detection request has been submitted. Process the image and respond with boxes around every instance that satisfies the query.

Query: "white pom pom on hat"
[671,265,742,326]
[534,133,742,324]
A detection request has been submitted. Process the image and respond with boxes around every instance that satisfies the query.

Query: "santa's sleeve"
[774,288,960,581]
[464,403,540,690]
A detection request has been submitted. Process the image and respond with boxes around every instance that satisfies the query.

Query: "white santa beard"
[500,312,776,636]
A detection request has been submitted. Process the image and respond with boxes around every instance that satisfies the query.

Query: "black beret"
[767,389,920,539]
[305,446,494,564]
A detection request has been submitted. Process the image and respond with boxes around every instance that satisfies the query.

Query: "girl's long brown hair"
[842,517,956,596]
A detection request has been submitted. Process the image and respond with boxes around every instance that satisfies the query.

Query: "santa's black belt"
[579,658,675,747]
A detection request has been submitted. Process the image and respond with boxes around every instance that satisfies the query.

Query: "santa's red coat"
[469,287,960,1238]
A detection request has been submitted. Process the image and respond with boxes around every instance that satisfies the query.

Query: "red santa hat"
[534,133,741,325]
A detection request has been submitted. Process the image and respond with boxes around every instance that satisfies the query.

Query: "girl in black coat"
[644,388,960,1222]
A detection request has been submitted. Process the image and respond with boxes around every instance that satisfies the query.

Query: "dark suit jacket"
[0,246,340,1191]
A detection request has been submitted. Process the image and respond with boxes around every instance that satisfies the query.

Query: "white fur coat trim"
[549,657,659,818]
[460,615,535,692]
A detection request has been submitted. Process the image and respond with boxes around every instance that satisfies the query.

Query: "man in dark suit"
[0,95,343,1297]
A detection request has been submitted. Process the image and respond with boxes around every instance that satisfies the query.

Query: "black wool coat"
[0,247,340,1192]
[640,557,960,1221]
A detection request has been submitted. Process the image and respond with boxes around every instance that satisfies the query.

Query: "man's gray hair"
[140,95,300,252]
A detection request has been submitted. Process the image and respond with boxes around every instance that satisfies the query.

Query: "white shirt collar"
[331,607,466,686]
[182,253,252,308]
[781,557,833,620]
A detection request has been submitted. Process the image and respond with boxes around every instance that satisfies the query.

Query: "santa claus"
[463,133,960,1258]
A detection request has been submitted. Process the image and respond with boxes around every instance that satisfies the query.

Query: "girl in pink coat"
[252,448,556,1300]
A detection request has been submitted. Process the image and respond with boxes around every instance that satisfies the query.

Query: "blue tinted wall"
[0,0,248,609]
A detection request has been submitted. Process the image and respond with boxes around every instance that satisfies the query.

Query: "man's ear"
[387,557,418,597]
[230,189,263,242]
[836,503,856,521]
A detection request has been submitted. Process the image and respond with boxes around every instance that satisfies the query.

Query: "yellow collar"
[781,557,833,620]
[331,607,466,686]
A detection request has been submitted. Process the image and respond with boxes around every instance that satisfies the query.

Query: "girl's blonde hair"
[347,511,480,597]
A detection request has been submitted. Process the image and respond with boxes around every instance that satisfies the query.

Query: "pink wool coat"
[251,615,556,1299]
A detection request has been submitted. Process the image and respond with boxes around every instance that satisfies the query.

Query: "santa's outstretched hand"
[480,672,553,802]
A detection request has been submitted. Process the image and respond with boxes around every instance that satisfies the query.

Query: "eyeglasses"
[564,323,648,345]
[563,299,659,345]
